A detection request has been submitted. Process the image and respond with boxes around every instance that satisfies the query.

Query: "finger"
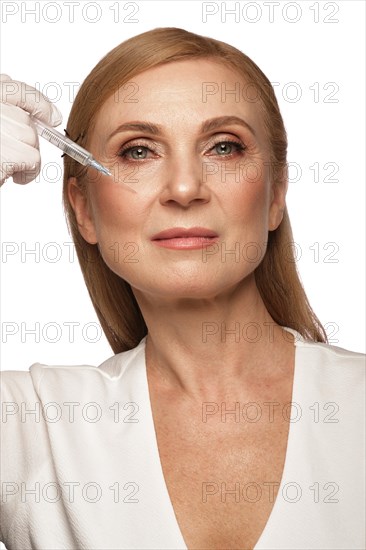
[1,103,39,148]
[12,164,41,185]
[2,137,41,184]
[0,77,62,127]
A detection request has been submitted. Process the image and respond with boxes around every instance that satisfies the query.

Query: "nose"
[158,152,211,208]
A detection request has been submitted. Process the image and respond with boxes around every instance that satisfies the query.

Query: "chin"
[130,270,249,301]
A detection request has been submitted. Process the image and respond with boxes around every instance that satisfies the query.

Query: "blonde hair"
[62,27,328,352]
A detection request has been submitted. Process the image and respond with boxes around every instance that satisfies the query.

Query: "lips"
[151,227,218,240]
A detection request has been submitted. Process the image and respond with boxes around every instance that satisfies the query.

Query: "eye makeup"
[115,135,248,163]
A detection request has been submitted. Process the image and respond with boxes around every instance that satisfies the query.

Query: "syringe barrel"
[60,143,91,165]
[31,117,91,166]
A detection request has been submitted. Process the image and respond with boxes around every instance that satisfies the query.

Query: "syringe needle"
[88,159,111,176]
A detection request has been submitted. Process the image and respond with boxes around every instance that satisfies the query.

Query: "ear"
[67,177,98,244]
[268,176,288,231]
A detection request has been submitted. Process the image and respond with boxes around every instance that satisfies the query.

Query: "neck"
[132,274,294,401]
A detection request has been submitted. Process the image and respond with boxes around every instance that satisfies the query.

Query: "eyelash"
[117,138,247,162]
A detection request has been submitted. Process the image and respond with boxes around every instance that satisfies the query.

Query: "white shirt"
[0,327,365,549]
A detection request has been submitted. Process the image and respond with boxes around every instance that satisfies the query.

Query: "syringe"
[30,116,111,176]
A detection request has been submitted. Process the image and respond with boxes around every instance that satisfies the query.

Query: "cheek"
[89,184,143,261]
[96,210,143,284]
[225,161,270,224]
[222,164,271,265]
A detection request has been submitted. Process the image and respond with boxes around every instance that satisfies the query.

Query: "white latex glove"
[0,74,63,185]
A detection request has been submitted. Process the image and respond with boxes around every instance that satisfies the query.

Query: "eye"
[118,143,153,161]
[116,138,247,162]
[209,140,246,157]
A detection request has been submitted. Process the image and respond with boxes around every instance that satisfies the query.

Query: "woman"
[0,27,364,550]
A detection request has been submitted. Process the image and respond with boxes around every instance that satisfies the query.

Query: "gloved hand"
[0,74,62,186]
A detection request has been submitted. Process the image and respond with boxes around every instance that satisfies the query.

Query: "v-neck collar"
[138,326,305,549]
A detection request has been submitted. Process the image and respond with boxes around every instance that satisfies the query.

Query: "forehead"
[95,58,266,138]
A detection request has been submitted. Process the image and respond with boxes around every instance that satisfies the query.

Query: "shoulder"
[285,326,365,363]
[296,336,365,373]
[0,336,147,481]
[292,336,365,409]
[0,336,147,402]
[0,368,38,401]
[282,327,365,403]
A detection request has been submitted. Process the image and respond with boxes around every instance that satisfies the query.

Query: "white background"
[0,0,365,374]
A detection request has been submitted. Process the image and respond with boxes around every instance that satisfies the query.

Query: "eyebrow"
[107,115,256,141]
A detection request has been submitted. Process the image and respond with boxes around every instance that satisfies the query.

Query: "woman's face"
[69,59,286,300]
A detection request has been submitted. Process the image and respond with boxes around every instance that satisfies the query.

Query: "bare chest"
[150,396,291,549]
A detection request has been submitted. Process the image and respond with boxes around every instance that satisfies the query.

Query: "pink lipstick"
[151,227,219,250]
